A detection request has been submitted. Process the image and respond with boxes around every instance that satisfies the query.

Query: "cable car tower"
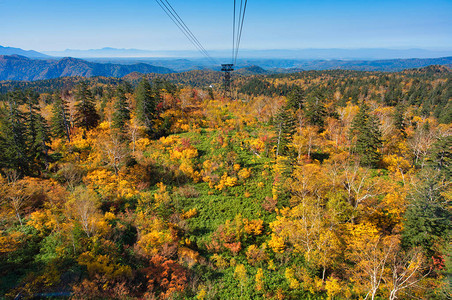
[155,0,248,98]
[221,63,234,96]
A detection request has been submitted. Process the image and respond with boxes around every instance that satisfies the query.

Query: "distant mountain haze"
[2,55,452,81]
[1,44,452,81]
[42,47,452,60]
[0,55,173,81]
[0,45,50,59]
[283,57,452,72]
[235,65,270,75]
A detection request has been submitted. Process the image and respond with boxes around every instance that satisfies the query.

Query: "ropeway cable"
[232,0,248,65]
[155,0,217,64]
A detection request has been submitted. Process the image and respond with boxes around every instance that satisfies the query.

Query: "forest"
[0,66,450,299]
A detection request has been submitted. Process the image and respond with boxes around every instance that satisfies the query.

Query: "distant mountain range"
[235,57,452,73]
[44,47,173,58]
[42,47,452,60]
[236,48,452,60]
[1,44,452,81]
[86,56,452,73]
[2,45,452,61]
[282,57,452,72]
[0,55,173,81]
[1,55,452,81]
[235,65,270,75]
[0,45,50,59]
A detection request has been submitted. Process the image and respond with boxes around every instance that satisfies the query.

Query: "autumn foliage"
[0,70,450,299]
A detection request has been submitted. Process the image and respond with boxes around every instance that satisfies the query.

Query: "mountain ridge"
[0,55,174,81]
[1,55,452,81]
[0,45,50,59]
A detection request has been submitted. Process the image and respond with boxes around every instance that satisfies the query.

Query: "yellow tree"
[312,224,342,281]
[57,163,84,190]
[255,268,265,292]
[234,264,247,297]
[270,162,343,273]
[407,118,438,168]
[339,162,380,210]
[269,198,322,263]
[5,180,30,226]
[97,129,128,175]
[1,171,34,226]
[126,114,146,154]
[386,246,430,300]
[65,186,100,237]
[290,163,330,204]
[346,222,398,300]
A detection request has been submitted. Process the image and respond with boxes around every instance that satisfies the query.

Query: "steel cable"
[155,0,217,64]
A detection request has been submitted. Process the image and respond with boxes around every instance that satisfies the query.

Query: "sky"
[0,0,451,53]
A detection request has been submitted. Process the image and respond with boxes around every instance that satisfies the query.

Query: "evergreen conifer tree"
[427,136,451,180]
[402,166,451,256]
[0,91,29,174]
[74,82,99,131]
[304,91,327,131]
[393,104,407,138]
[350,103,382,168]
[112,86,131,130]
[274,104,296,158]
[135,78,157,135]
[286,86,304,111]
[50,94,71,141]
[24,90,51,171]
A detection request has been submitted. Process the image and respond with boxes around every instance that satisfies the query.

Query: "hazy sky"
[1,0,451,52]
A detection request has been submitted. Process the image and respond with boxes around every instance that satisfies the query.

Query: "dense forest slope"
[2,54,452,82]
[0,69,450,299]
[286,56,452,71]
[0,55,174,81]
[235,56,452,72]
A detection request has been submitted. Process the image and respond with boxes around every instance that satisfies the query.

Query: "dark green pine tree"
[0,91,29,175]
[402,167,451,256]
[112,86,131,130]
[393,104,407,138]
[135,78,157,135]
[350,103,382,168]
[121,81,134,94]
[426,136,451,180]
[24,91,51,172]
[435,80,452,124]
[208,87,215,100]
[304,91,327,131]
[286,86,305,111]
[50,94,71,141]
[384,81,403,106]
[403,136,452,256]
[74,82,100,132]
[274,104,296,158]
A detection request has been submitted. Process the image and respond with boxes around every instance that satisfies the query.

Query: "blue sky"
[0,0,451,52]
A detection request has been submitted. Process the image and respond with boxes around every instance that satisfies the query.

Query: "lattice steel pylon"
[221,64,234,97]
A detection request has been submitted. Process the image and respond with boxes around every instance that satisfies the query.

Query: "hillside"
[403,64,451,75]
[235,56,452,72]
[2,66,451,95]
[284,56,452,71]
[85,56,452,73]
[0,69,450,298]
[0,70,224,93]
[235,65,270,75]
[1,54,452,82]
[0,55,174,81]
